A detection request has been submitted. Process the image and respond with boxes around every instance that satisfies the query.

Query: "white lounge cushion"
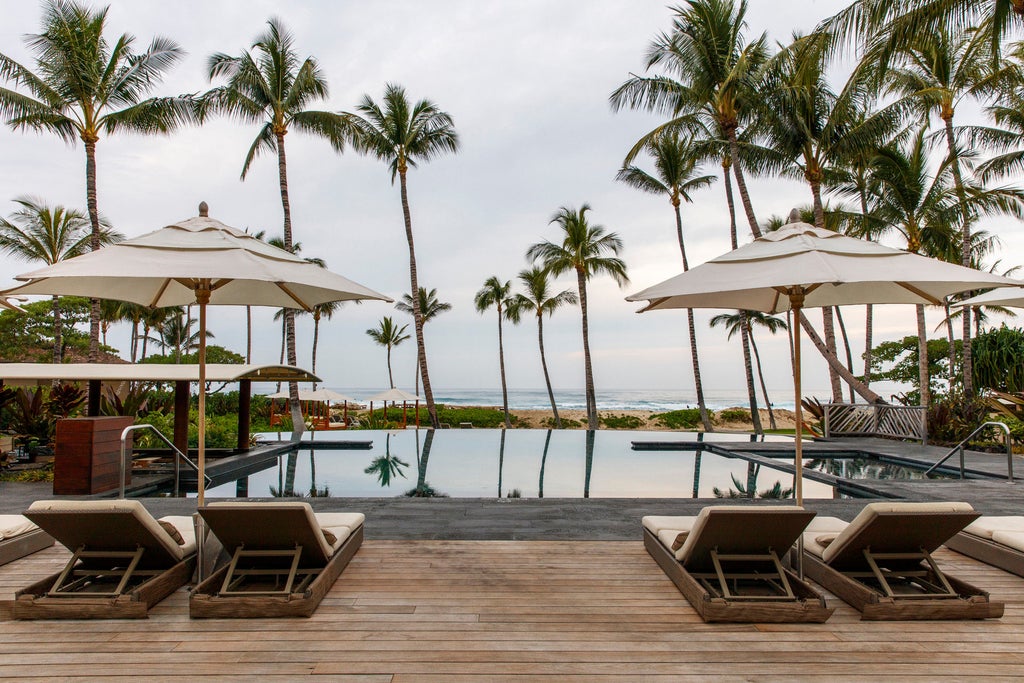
[315,512,365,553]
[992,531,1024,554]
[159,516,197,556]
[821,501,973,564]
[800,516,850,559]
[0,514,38,541]
[963,516,1024,540]
[642,516,698,560]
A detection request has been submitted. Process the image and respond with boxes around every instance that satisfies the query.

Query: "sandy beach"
[506,407,797,431]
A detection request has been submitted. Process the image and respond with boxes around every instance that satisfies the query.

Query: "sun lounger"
[14,500,196,619]
[190,502,364,618]
[800,501,1003,620]
[944,516,1024,578]
[0,514,54,566]
[642,506,834,623]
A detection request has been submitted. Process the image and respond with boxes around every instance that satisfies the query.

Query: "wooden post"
[87,379,101,416]
[237,379,251,451]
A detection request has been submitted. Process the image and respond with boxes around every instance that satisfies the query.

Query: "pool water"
[802,454,956,481]
[200,430,849,500]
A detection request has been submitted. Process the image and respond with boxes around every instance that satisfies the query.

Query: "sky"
[0,0,1021,401]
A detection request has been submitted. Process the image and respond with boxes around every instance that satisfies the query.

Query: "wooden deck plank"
[1,540,1023,679]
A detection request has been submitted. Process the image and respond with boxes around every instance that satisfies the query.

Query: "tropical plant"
[365,316,410,389]
[45,383,85,419]
[205,18,346,430]
[616,130,716,431]
[344,83,460,429]
[0,197,120,363]
[474,276,514,428]
[973,324,1024,393]
[0,0,193,359]
[147,308,213,362]
[506,267,577,429]
[395,287,452,394]
[527,205,628,430]
[709,311,787,430]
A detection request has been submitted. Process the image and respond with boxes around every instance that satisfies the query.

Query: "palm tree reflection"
[713,462,794,499]
[538,429,552,498]
[406,429,446,497]
[365,433,410,487]
[583,430,595,498]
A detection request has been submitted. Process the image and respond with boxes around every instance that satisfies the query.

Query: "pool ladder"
[119,424,211,498]
[924,421,1014,482]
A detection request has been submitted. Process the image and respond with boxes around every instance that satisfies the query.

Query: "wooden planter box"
[53,417,134,495]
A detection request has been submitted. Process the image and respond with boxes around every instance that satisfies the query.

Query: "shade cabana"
[0,362,319,456]
[264,388,359,429]
[365,388,424,428]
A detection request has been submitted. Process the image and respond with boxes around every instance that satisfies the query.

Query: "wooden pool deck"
[2,539,1024,681]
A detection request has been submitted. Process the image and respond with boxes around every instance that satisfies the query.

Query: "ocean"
[327,387,842,412]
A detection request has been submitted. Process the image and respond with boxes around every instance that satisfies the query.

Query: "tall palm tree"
[98,298,122,348]
[709,311,787,430]
[205,17,347,433]
[366,317,410,389]
[527,205,628,430]
[616,130,716,431]
[0,1,193,359]
[149,308,213,362]
[885,27,1009,395]
[310,300,342,390]
[0,197,120,364]
[610,0,771,240]
[507,267,578,429]
[343,83,459,429]
[395,287,452,394]
[474,277,514,428]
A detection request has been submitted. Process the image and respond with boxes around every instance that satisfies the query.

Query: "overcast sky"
[1,0,1021,401]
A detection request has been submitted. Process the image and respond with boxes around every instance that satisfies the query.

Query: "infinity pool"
[198,430,860,500]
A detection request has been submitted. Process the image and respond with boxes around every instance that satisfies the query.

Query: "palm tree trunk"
[800,313,884,403]
[834,306,856,403]
[311,316,320,391]
[917,304,930,407]
[583,429,595,498]
[387,345,395,389]
[577,269,598,430]
[277,314,285,393]
[674,202,712,432]
[943,115,973,395]
[52,295,62,365]
[864,305,873,388]
[538,314,560,428]
[739,315,763,435]
[398,169,439,428]
[822,308,843,402]
[141,323,150,361]
[726,130,761,238]
[274,131,303,437]
[723,157,738,250]
[497,305,511,428]
[246,306,253,363]
[749,331,776,430]
[84,139,101,363]
[538,429,551,497]
[944,303,957,387]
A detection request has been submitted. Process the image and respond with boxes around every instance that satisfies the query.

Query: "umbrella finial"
[787,208,801,224]
[198,201,209,217]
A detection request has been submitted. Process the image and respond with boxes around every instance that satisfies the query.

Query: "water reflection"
[538,429,552,498]
[805,456,947,481]
[406,428,446,497]
[712,462,794,499]
[364,433,410,487]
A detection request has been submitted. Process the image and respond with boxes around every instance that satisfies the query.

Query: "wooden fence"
[822,403,927,442]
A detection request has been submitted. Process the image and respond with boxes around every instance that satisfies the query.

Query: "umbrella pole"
[197,295,208,507]
[791,291,805,578]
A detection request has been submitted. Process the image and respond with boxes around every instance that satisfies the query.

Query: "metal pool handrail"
[924,421,1013,481]
[119,424,211,499]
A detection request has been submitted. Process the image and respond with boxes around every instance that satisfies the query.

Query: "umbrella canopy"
[958,286,1024,309]
[1,203,392,505]
[627,218,1017,505]
[365,388,424,403]
[265,388,358,403]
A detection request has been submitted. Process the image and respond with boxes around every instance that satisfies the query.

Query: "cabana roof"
[0,363,320,384]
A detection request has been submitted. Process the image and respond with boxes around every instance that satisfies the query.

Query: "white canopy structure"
[265,388,358,403]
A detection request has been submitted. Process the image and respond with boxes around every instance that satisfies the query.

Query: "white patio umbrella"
[626,216,1017,505]
[959,286,1024,309]
[266,388,359,427]
[1,202,392,504]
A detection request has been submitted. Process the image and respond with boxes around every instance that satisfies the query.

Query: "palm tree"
[98,298,122,348]
[395,287,452,394]
[149,308,213,362]
[527,205,628,430]
[310,300,343,390]
[709,311,787,430]
[610,0,771,240]
[616,130,716,431]
[366,317,410,389]
[205,18,347,433]
[343,83,459,429]
[506,267,578,429]
[474,277,514,428]
[0,1,193,359]
[0,197,120,364]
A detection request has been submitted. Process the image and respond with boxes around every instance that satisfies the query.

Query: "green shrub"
[0,466,53,482]
[718,409,751,423]
[652,409,705,430]
[542,416,582,429]
[600,413,645,429]
[926,395,990,445]
[435,406,515,428]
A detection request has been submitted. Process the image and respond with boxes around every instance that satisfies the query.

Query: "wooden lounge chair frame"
[0,527,54,567]
[802,508,1003,621]
[643,508,833,623]
[945,528,1024,578]
[13,502,196,620]
[190,504,363,618]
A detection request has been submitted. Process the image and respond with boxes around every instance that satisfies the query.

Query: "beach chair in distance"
[0,514,54,567]
[642,506,834,623]
[190,502,364,618]
[14,500,196,619]
[944,516,1024,578]
[801,502,1003,620]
